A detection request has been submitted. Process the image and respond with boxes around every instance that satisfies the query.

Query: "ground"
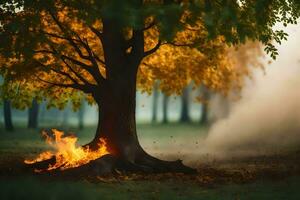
[0,124,300,199]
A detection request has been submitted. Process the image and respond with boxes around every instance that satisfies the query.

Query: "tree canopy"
[0,0,299,109]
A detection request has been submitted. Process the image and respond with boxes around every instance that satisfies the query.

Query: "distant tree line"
[1,100,86,131]
[151,83,211,125]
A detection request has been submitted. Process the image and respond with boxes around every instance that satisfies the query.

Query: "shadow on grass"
[1,176,300,200]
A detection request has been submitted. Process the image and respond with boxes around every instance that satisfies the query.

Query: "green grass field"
[0,124,299,200]
[1,176,300,200]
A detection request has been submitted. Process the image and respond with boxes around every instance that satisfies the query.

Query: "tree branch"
[142,21,156,31]
[33,49,56,54]
[94,54,106,66]
[162,41,195,47]
[50,67,78,84]
[47,13,106,83]
[88,25,104,44]
[82,38,106,84]
[41,28,106,67]
[61,55,91,70]
[40,11,106,85]
[143,40,161,57]
[35,75,90,92]
[47,11,90,61]
[35,60,79,84]
[34,49,92,70]
[87,26,106,64]
[61,58,91,85]
[34,48,104,85]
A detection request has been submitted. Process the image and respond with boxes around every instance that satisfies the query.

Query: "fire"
[24,129,109,171]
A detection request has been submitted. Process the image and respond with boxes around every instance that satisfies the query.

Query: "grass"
[0,124,299,199]
[1,176,300,200]
[0,123,208,155]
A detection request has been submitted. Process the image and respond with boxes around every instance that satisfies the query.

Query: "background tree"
[199,85,210,125]
[151,81,159,123]
[180,86,191,123]
[162,94,169,124]
[0,76,3,128]
[38,102,46,125]
[3,99,14,131]
[0,0,299,173]
[28,99,39,129]
[0,102,2,126]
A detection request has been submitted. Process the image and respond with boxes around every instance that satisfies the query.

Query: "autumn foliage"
[1,7,263,109]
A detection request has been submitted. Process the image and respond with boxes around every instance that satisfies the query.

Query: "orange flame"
[24,129,109,171]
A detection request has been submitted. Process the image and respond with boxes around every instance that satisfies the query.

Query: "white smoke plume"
[204,24,300,158]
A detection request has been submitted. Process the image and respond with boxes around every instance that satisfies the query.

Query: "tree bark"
[180,86,191,123]
[28,99,39,129]
[3,99,14,131]
[82,69,195,173]
[90,74,139,157]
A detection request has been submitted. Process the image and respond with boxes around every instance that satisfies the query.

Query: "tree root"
[134,150,197,174]
[26,153,197,176]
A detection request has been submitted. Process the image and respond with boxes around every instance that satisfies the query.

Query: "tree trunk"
[200,102,208,125]
[151,82,159,123]
[28,99,39,129]
[180,86,191,123]
[83,72,195,173]
[162,94,169,124]
[200,86,210,125]
[90,76,139,157]
[0,103,2,125]
[39,102,46,125]
[3,99,14,131]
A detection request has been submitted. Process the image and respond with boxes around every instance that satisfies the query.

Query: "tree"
[199,85,210,125]
[162,94,169,124]
[0,102,2,125]
[151,81,159,123]
[28,98,39,129]
[0,0,299,173]
[38,102,46,125]
[3,99,14,131]
[0,76,3,127]
[179,86,191,123]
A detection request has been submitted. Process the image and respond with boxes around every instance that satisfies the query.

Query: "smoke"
[204,25,300,158]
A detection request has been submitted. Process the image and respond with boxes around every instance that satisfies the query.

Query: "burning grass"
[24,129,109,171]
